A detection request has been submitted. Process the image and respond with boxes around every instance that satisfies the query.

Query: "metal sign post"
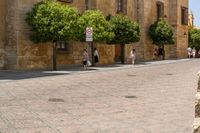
[86,27,93,42]
[86,27,95,66]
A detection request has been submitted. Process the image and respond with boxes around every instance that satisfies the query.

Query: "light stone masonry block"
[194,72,200,133]
[195,92,200,117]
[194,118,200,133]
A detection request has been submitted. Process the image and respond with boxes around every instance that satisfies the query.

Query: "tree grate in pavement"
[127,74,137,77]
[125,96,137,99]
[166,73,173,75]
[48,98,65,102]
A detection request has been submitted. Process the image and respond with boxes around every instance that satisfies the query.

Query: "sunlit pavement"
[0,59,198,133]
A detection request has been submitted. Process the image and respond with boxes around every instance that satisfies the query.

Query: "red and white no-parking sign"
[86,27,93,42]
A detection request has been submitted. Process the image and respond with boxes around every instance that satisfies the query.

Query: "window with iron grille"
[56,41,69,52]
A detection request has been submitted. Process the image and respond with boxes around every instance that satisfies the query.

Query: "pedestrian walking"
[198,51,200,58]
[153,48,158,60]
[192,48,196,58]
[187,47,192,58]
[94,48,99,64]
[158,46,164,60]
[82,49,89,70]
[129,49,136,64]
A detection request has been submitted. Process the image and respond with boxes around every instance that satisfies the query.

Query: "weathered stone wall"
[14,0,117,70]
[15,0,52,70]
[142,0,188,60]
[0,0,6,69]
[0,0,6,49]
[176,0,188,58]
[0,0,189,70]
[96,0,143,61]
[194,72,200,133]
[125,0,144,61]
[5,0,20,69]
[66,0,86,12]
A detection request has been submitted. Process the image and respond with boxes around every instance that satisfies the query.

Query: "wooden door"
[115,45,121,61]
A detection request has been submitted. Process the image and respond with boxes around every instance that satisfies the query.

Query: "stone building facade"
[0,0,188,70]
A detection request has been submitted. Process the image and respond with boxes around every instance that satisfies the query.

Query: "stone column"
[132,0,144,60]
[5,0,18,69]
[194,72,200,133]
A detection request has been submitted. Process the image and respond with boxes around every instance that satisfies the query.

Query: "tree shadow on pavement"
[0,67,100,80]
[0,70,70,80]
[0,61,152,80]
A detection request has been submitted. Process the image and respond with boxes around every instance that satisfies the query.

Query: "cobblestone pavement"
[0,59,199,133]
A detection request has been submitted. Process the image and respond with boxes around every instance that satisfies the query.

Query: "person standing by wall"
[82,49,89,70]
[158,46,164,60]
[192,48,196,58]
[129,49,136,64]
[94,47,99,64]
[153,48,158,60]
[187,47,192,58]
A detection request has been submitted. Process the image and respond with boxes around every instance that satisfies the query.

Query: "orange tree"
[149,18,174,60]
[26,1,79,70]
[107,14,140,64]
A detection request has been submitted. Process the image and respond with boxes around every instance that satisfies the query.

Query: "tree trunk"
[162,45,165,60]
[120,44,125,64]
[53,43,57,70]
[197,50,199,58]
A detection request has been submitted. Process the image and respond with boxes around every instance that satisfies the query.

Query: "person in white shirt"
[187,47,192,58]
[192,48,196,58]
[129,49,136,64]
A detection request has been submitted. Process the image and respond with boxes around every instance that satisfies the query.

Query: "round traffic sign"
[86,27,93,35]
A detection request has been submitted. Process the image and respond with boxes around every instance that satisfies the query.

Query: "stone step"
[198,72,200,92]
[196,93,200,117]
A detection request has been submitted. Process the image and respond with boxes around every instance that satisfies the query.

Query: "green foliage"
[76,10,114,42]
[107,14,140,44]
[26,1,79,43]
[189,28,200,50]
[149,18,174,46]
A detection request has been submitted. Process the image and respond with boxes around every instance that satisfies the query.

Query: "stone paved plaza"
[0,59,199,133]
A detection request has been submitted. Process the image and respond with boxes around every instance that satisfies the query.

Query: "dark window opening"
[117,0,123,13]
[58,0,73,3]
[156,1,164,19]
[56,41,69,51]
[181,7,188,25]
[117,0,127,14]
[85,0,89,10]
[85,0,96,10]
